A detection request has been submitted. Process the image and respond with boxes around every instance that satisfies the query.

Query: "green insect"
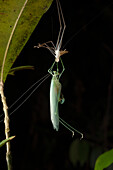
[48,59,65,131]
[48,58,83,139]
[35,0,83,138]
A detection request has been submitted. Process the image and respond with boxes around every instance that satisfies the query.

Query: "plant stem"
[0,0,28,169]
[0,82,12,170]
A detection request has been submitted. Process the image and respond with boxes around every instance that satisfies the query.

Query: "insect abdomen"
[50,78,61,131]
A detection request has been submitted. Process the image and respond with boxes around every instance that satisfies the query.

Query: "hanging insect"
[48,59,65,131]
[35,0,83,138]
[48,59,83,139]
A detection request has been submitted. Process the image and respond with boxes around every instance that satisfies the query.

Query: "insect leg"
[59,117,83,139]
[48,61,56,75]
[56,0,66,49]
[34,42,55,56]
[59,57,65,78]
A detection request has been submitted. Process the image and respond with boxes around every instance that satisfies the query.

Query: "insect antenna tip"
[80,134,83,140]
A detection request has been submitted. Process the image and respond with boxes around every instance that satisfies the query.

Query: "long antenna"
[0,74,50,122]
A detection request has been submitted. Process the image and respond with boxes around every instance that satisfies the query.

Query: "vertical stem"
[0,82,12,170]
[0,0,28,169]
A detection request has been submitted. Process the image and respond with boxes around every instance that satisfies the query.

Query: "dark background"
[0,0,113,169]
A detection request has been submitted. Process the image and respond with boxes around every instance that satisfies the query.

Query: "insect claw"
[34,43,41,48]
[34,45,38,48]
[80,134,83,140]
[72,131,74,137]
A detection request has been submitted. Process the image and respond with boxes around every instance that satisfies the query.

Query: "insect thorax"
[55,49,68,62]
[55,49,60,62]
[53,71,59,80]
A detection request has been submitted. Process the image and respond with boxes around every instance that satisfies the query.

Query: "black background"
[1,0,113,169]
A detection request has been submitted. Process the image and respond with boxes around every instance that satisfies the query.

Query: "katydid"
[48,58,83,139]
[48,59,65,131]
[34,0,83,138]
[0,0,83,138]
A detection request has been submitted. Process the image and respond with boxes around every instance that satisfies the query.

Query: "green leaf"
[0,136,15,148]
[78,140,90,166]
[9,65,34,75]
[0,0,53,82]
[69,139,79,166]
[69,139,90,167]
[94,149,113,170]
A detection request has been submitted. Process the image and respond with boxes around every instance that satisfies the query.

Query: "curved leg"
[59,57,65,78]
[48,61,56,75]
[34,42,55,56]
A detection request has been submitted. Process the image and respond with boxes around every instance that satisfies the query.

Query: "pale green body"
[48,62,83,139]
[48,59,65,131]
[50,73,61,131]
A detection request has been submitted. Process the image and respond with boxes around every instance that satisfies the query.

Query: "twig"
[0,82,12,170]
[0,0,28,169]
